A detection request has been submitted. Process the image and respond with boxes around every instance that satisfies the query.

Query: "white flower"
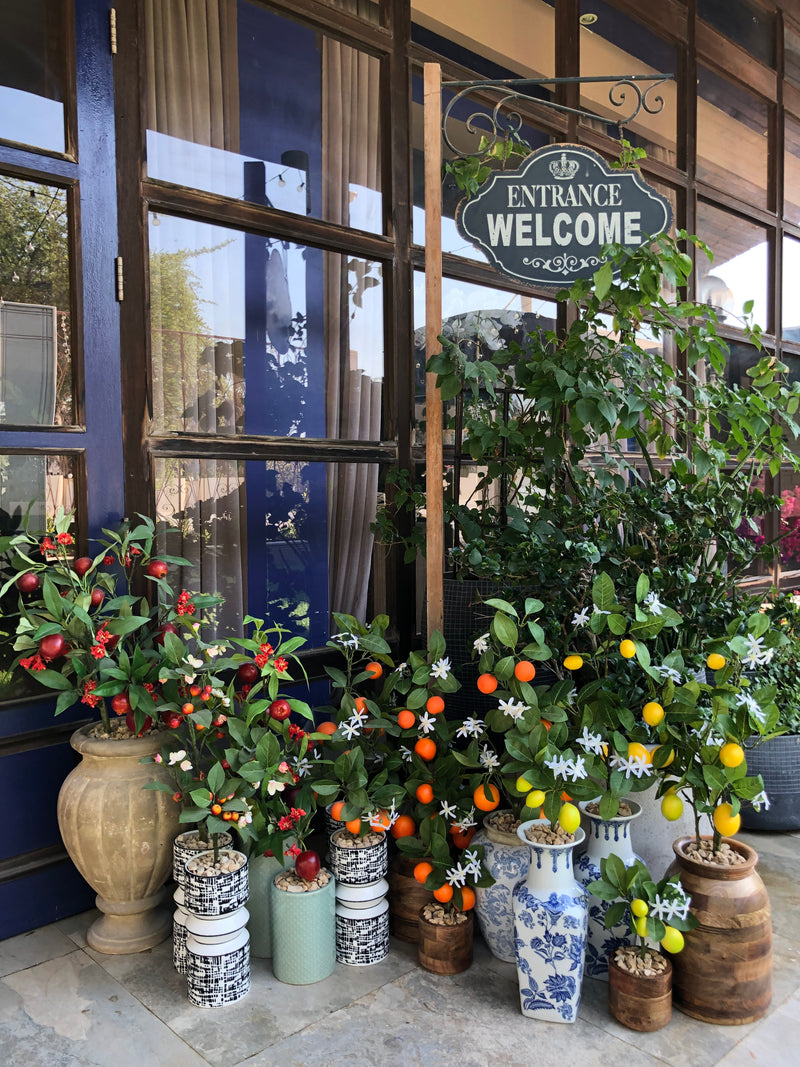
[544,754,570,778]
[292,757,312,778]
[417,712,437,734]
[185,655,203,669]
[341,718,363,740]
[182,673,196,685]
[179,759,193,772]
[611,754,651,779]
[564,755,588,782]
[649,889,691,923]
[400,745,413,763]
[462,848,482,878]
[445,863,468,888]
[498,697,528,721]
[644,592,665,616]
[430,657,451,680]
[168,749,187,765]
[439,801,458,820]
[459,807,477,831]
[593,606,611,616]
[571,608,590,627]
[479,745,500,770]
[267,780,286,795]
[735,691,762,718]
[473,633,490,654]
[742,634,774,669]
[456,717,485,739]
[332,632,360,649]
[577,726,605,755]
[752,789,771,812]
[206,645,223,658]
[656,665,683,683]
[395,662,408,675]
[352,703,369,720]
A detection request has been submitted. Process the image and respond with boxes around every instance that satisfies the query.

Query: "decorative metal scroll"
[441,74,673,157]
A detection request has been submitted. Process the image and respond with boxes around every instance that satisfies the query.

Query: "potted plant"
[0,508,222,953]
[587,855,698,1032]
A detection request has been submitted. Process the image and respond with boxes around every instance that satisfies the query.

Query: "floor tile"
[715,987,800,1065]
[0,949,208,1066]
[0,924,78,978]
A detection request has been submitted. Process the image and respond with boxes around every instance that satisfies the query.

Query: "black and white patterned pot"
[186,906,250,1008]
[183,849,248,917]
[173,886,189,975]
[335,897,390,965]
[328,830,388,886]
[173,831,232,888]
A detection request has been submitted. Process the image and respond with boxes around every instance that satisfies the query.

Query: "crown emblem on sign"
[549,152,579,180]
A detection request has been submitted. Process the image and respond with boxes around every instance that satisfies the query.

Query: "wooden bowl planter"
[417,903,473,975]
[608,948,672,1032]
[388,853,434,943]
[667,836,772,1025]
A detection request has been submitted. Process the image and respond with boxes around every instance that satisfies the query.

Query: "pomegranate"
[269,698,292,722]
[295,850,321,882]
[38,633,66,661]
[15,572,40,594]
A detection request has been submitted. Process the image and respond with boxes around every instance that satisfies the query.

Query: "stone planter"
[56,720,179,954]
[472,811,530,963]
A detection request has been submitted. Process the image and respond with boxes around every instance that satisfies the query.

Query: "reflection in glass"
[144,0,381,233]
[0,451,77,702]
[154,457,379,646]
[148,213,383,440]
[0,176,73,426]
[697,0,775,68]
[697,66,768,208]
[0,2,66,153]
[784,114,800,226]
[783,237,800,342]
[695,202,768,330]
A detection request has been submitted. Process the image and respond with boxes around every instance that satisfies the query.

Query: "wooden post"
[424,62,443,641]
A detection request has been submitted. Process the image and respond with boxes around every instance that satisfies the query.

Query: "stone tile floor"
[2,829,799,1067]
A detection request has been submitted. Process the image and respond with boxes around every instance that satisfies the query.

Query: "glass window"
[154,457,381,646]
[579,0,678,167]
[0,1,67,153]
[697,0,775,69]
[144,1,382,234]
[0,176,74,427]
[697,66,769,208]
[696,202,769,331]
[786,24,800,89]
[783,236,800,342]
[148,214,383,440]
[784,113,800,226]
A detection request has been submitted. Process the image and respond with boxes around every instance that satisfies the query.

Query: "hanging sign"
[456,143,672,288]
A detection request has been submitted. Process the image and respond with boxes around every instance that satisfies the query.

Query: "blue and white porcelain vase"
[575,799,642,980]
[473,812,530,963]
[513,822,588,1024]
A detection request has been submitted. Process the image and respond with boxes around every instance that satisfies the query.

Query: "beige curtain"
[323,16,383,622]
[145,0,245,635]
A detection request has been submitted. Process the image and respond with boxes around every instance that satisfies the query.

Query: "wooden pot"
[417,906,473,975]
[608,949,672,1032]
[667,836,772,1025]
[388,853,434,943]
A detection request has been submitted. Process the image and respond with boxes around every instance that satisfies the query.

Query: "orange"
[414,861,433,884]
[397,709,416,729]
[354,696,368,713]
[369,810,391,832]
[459,886,476,911]
[706,652,727,671]
[560,791,572,802]
[450,824,476,849]
[316,720,338,735]
[330,800,345,821]
[416,782,434,804]
[345,817,362,835]
[426,695,445,715]
[477,673,498,694]
[414,737,437,761]
[391,814,416,839]
[365,661,383,679]
[514,661,536,682]
[473,782,500,811]
[433,884,454,903]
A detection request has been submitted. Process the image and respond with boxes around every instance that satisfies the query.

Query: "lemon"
[563,654,584,671]
[713,802,741,837]
[620,639,636,659]
[719,742,745,769]
[516,775,534,793]
[661,925,685,953]
[642,701,664,726]
[558,802,581,834]
[653,744,675,767]
[660,793,684,821]
[633,915,648,938]
[706,652,727,671]
[525,789,546,808]
[627,741,652,765]
[631,898,649,918]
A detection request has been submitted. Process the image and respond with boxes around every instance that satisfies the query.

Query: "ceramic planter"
[336,897,390,965]
[56,721,180,954]
[608,949,672,1032]
[247,846,292,958]
[667,836,772,1024]
[173,830,232,888]
[270,869,336,984]
[185,906,250,1007]
[741,735,800,831]
[472,811,530,963]
[173,886,189,975]
[183,849,249,917]
[513,822,588,1023]
[328,829,388,885]
[575,799,642,979]
[417,906,473,974]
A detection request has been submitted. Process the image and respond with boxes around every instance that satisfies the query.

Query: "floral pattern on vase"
[575,799,642,980]
[473,814,530,963]
[513,823,587,1023]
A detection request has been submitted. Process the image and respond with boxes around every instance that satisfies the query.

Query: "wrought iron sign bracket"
[441,73,673,156]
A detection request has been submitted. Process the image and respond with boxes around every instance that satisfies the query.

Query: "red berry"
[221,759,231,770]
[73,557,93,577]
[160,711,182,730]
[146,560,168,579]
[15,572,40,594]
[236,662,260,686]
[269,698,292,722]
[38,633,66,661]
[295,850,321,882]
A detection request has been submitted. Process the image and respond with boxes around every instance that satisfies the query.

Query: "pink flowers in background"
[781,487,800,564]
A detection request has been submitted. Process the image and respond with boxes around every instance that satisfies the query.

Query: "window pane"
[0,1,66,153]
[154,457,380,647]
[780,468,800,570]
[144,1,382,234]
[0,451,78,702]
[0,176,74,426]
[696,202,768,330]
[579,0,677,167]
[786,25,800,89]
[148,213,383,440]
[783,236,800,341]
[784,113,800,225]
[697,66,769,208]
[697,0,775,69]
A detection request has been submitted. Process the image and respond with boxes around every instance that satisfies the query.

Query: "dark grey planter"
[741,734,800,831]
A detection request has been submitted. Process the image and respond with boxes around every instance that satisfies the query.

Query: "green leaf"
[33,669,74,691]
[593,572,615,612]
[491,612,518,650]
[594,261,614,302]
[207,762,225,796]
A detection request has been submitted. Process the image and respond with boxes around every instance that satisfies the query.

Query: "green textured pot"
[248,846,293,958]
[270,870,336,984]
